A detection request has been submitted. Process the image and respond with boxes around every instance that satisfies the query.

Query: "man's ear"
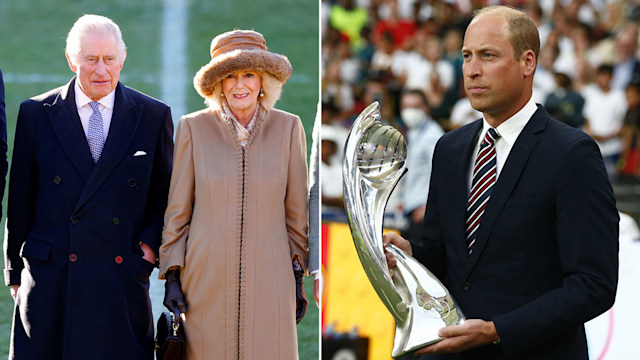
[119,50,127,71]
[522,49,536,77]
[66,52,78,73]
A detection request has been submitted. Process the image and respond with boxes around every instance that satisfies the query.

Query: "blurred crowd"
[321,0,640,228]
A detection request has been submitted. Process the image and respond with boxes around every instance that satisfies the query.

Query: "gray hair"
[206,70,283,111]
[66,14,127,65]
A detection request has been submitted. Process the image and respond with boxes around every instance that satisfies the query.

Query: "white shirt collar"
[480,97,537,146]
[74,79,116,110]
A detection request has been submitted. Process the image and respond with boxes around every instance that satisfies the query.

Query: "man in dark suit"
[385,6,618,359]
[3,15,173,359]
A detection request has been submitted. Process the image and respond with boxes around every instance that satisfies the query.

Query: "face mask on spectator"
[401,108,427,129]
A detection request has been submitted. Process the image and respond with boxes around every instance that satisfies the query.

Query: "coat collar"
[46,78,95,181]
[45,78,144,212]
[463,105,548,279]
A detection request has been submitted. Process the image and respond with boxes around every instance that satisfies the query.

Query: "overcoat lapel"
[46,79,95,181]
[464,107,548,278]
[74,83,142,212]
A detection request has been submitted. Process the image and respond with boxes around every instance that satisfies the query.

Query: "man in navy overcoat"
[3,15,173,359]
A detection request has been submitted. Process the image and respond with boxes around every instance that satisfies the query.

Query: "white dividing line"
[160,0,189,126]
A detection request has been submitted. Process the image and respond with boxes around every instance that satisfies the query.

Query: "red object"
[621,149,638,175]
[115,256,123,264]
[321,223,329,329]
[69,254,78,263]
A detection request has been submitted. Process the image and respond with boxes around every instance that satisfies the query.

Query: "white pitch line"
[149,0,190,325]
[160,0,189,126]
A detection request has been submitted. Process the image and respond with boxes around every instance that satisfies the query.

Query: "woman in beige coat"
[159,30,309,360]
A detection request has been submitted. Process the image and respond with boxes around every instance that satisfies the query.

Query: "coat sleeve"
[492,136,619,356]
[136,106,174,255]
[4,101,38,286]
[286,116,309,272]
[158,117,195,279]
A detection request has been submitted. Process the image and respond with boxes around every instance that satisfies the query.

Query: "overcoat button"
[463,282,471,291]
[70,215,78,224]
[128,178,136,188]
[69,254,78,262]
[112,217,120,225]
[115,256,123,264]
[53,176,62,184]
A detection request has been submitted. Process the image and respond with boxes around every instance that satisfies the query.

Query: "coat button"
[115,256,123,264]
[128,178,136,188]
[463,282,471,291]
[112,217,120,226]
[70,215,78,224]
[53,176,62,184]
[69,254,78,262]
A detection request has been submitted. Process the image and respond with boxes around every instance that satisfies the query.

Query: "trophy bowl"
[342,102,465,358]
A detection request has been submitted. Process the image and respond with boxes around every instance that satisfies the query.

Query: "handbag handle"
[171,306,183,336]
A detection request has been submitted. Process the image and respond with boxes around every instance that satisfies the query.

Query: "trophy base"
[387,245,466,358]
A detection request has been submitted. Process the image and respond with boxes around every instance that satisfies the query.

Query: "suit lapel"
[464,106,547,277]
[449,121,483,257]
[74,83,142,211]
[46,79,95,181]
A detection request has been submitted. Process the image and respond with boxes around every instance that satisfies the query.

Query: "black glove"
[293,257,308,324]
[163,269,188,315]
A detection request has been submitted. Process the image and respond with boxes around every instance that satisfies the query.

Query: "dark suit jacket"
[4,78,173,359]
[412,106,619,359]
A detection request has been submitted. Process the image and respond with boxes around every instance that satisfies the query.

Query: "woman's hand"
[163,269,188,314]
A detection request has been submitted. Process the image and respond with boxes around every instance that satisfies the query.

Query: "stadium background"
[0,0,319,358]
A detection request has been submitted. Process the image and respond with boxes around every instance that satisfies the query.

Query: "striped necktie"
[88,101,105,163]
[465,128,500,255]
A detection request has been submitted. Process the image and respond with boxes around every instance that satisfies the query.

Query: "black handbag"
[155,310,186,360]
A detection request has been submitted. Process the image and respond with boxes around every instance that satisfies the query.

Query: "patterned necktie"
[465,128,500,255]
[88,101,105,163]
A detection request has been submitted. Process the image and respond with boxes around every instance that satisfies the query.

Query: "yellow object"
[323,221,395,360]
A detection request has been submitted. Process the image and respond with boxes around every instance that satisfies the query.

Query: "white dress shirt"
[468,98,538,190]
[74,80,115,139]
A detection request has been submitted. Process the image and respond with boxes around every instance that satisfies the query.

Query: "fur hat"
[194,30,293,100]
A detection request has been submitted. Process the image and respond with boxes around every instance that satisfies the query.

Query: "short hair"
[597,64,614,75]
[66,14,127,65]
[472,6,540,64]
[205,71,283,110]
[402,89,429,107]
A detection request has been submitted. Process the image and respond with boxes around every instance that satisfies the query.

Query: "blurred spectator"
[620,82,640,179]
[450,95,482,130]
[323,58,356,116]
[582,64,628,178]
[525,1,552,48]
[321,124,347,215]
[612,23,640,91]
[545,71,586,128]
[372,0,416,50]
[399,89,444,243]
[329,0,370,50]
[533,44,559,103]
[371,30,396,73]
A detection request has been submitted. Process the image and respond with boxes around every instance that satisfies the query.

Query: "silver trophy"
[342,102,465,358]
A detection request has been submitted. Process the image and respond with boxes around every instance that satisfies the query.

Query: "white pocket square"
[133,151,147,157]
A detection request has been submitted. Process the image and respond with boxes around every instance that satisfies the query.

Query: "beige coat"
[159,107,308,360]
